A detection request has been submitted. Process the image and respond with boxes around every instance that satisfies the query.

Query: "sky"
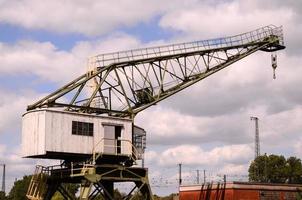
[0,0,302,196]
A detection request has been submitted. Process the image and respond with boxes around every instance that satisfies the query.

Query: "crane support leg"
[43,182,58,200]
[26,164,153,200]
[57,184,77,200]
[101,181,114,199]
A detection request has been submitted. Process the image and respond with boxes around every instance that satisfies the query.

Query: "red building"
[179,182,302,200]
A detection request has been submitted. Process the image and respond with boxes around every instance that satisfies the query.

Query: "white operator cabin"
[22,109,145,162]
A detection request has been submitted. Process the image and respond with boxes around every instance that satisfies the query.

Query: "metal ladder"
[26,165,49,200]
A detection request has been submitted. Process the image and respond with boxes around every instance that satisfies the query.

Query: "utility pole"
[251,116,260,159]
[1,164,5,193]
[203,170,206,184]
[196,170,200,184]
[178,163,182,186]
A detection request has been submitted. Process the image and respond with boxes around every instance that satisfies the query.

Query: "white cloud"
[0,89,41,134]
[294,138,302,158]
[144,150,158,163]
[0,0,181,36]
[218,163,249,175]
[0,41,82,83]
[260,106,302,148]
[158,0,302,56]
[0,144,5,156]
[137,106,254,146]
[146,144,253,167]
[159,0,293,39]
[0,33,142,83]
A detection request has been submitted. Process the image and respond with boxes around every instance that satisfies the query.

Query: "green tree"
[285,156,302,184]
[249,155,268,182]
[0,191,7,200]
[7,175,32,200]
[249,154,302,183]
[266,154,287,183]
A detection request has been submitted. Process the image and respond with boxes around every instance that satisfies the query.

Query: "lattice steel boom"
[27,25,285,118]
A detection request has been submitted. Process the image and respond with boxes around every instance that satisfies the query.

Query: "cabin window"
[72,121,94,136]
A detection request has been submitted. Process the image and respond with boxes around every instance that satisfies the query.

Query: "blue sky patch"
[0,23,87,51]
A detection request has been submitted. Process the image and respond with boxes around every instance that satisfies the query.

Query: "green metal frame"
[26,25,285,119]
[28,164,153,200]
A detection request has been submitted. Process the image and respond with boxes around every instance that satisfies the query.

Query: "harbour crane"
[23,25,285,200]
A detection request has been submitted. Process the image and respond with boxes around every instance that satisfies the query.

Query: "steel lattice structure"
[251,116,260,159]
[27,25,285,119]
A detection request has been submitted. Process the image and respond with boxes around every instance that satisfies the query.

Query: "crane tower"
[23,25,285,200]
[251,116,260,159]
[0,164,5,194]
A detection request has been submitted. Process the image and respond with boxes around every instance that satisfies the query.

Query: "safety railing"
[91,138,141,164]
[88,25,283,68]
[70,162,95,177]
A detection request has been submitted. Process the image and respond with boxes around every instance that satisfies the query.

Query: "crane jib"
[27,25,285,118]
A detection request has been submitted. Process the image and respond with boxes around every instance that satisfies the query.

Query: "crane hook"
[271,54,277,79]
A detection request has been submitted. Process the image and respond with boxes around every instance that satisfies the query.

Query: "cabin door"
[115,126,122,154]
[103,125,122,154]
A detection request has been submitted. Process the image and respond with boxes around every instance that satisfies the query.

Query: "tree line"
[249,154,302,183]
